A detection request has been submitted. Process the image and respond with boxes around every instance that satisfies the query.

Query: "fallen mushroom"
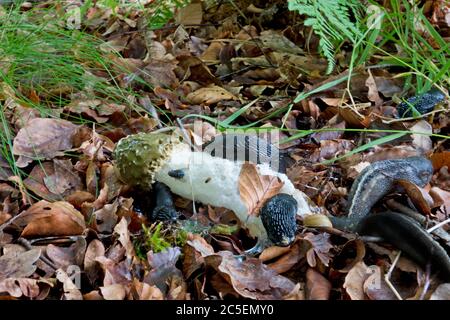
[113,132,319,252]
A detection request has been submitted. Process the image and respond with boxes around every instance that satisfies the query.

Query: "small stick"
[384,251,403,300]
[17,237,58,271]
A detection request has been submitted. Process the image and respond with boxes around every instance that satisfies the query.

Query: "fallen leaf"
[303,233,333,267]
[396,179,432,215]
[344,261,371,300]
[13,118,79,167]
[84,239,106,285]
[15,200,86,237]
[410,120,433,152]
[56,269,83,300]
[306,268,331,300]
[205,251,297,300]
[239,163,284,216]
[100,283,127,300]
[187,85,238,105]
[430,283,450,300]
[145,247,182,292]
[176,2,203,25]
[0,249,41,281]
[430,152,450,170]
[363,265,398,300]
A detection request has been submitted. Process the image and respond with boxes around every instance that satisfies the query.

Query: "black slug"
[356,212,450,281]
[347,157,433,220]
[151,182,178,221]
[203,133,290,173]
[260,193,298,247]
[397,88,446,118]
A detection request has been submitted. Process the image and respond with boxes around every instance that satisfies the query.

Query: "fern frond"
[288,0,365,74]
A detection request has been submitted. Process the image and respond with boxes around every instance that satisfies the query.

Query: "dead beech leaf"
[303,233,333,267]
[410,120,433,152]
[205,251,297,300]
[429,187,450,213]
[56,269,83,300]
[430,283,450,300]
[133,279,164,300]
[239,163,284,216]
[338,105,371,128]
[305,268,331,300]
[363,265,398,300]
[344,261,371,300]
[0,249,41,281]
[267,240,306,274]
[13,118,79,167]
[430,152,450,170]
[46,237,87,269]
[100,284,127,300]
[396,179,432,215]
[15,200,86,237]
[176,2,203,25]
[145,247,182,292]
[303,214,332,228]
[0,278,46,298]
[186,85,238,105]
[84,239,106,284]
[365,70,383,107]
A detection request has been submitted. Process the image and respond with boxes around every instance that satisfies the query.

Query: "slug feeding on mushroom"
[114,132,319,253]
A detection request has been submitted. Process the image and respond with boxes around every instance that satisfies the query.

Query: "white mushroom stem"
[155,143,316,241]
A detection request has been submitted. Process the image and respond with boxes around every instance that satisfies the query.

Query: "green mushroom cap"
[113,132,183,188]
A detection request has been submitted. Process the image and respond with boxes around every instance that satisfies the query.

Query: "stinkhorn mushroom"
[114,132,319,251]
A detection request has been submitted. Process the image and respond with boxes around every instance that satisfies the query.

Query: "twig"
[427,218,450,234]
[17,237,58,271]
[384,251,403,300]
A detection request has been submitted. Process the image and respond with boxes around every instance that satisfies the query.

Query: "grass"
[0,1,189,200]
[186,0,448,164]
[0,0,448,196]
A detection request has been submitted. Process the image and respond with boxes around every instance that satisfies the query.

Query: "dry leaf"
[344,261,371,300]
[306,268,331,300]
[0,249,41,281]
[239,163,284,216]
[187,85,238,105]
[13,118,79,167]
[15,200,86,237]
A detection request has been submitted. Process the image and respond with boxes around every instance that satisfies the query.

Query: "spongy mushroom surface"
[155,143,318,239]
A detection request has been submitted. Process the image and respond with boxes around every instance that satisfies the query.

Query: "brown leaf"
[0,278,47,298]
[344,261,370,300]
[239,163,284,216]
[144,247,182,292]
[267,240,306,274]
[430,152,450,170]
[396,179,432,215]
[0,249,41,281]
[132,279,164,300]
[305,268,331,300]
[187,85,238,105]
[303,233,333,267]
[56,269,83,300]
[429,187,450,213]
[15,200,86,237]
[46,237,87,269]
[176,2,203,25]
[205,251,297,299]
[93,200,119,233]
[84,239,106,285]
[365,70,383,107]
[100,284,127,300]
[430,283,450,300]
[13,118,79,167]
[363,265,398,300]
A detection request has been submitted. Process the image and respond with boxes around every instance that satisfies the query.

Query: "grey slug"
[202,133,290,173]
[397,88,446,118]
[260,193,298,247]
[356,212,450,281]
[151,182,178,221]
[330,156,450,281]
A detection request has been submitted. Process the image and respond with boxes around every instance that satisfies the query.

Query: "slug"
[203,133,290,173]
[151,182,178,221]
[397,88,446,118]
[260,193,298,247]
[114,132,318,252]
[330,156,450,281]
[347,157,433,221]
[356,212,450,281]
